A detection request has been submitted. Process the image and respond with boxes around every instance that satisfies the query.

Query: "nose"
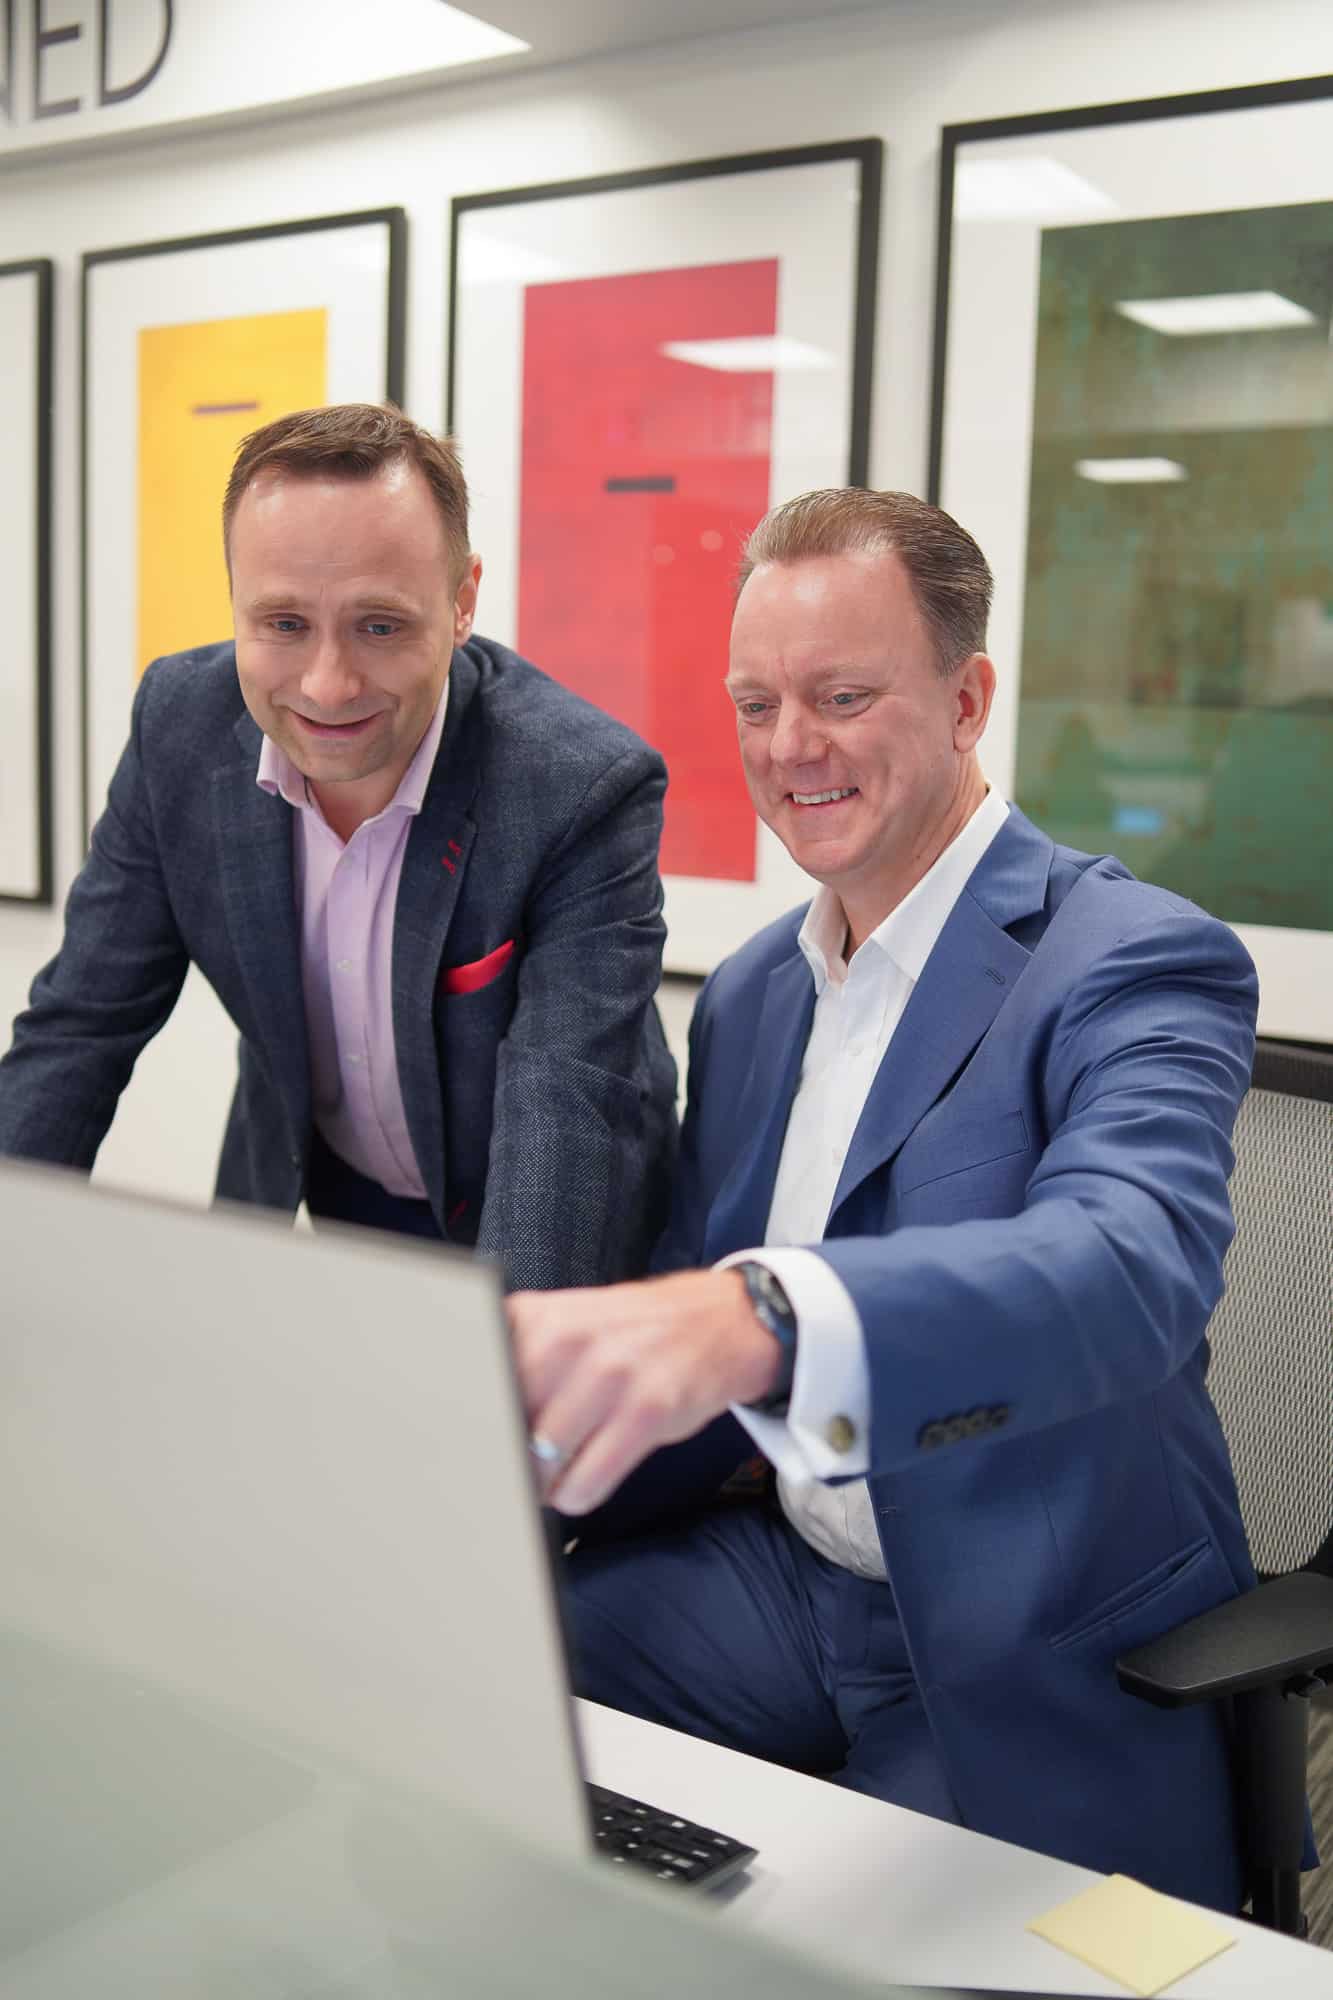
[299,635,363,714]
[768,700,827,771]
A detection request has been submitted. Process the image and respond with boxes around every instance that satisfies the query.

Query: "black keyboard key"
[585,1782,757,1892]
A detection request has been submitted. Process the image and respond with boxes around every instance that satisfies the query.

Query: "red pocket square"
[440,938,517,996]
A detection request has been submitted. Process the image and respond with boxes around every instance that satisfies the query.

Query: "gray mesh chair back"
[1117,1037,1333,1935]
[1204,1039,1333,1578]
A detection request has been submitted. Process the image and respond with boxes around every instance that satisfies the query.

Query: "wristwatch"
[734,1260,798,1415]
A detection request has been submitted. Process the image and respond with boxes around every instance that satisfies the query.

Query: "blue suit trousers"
[563,1502,961,1825]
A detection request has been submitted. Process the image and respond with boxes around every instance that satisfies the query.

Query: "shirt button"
[825,1414,857,1454]
[336,958,356,972]
[346,1052,365,1067]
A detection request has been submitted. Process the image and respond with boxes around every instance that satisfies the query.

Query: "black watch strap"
[735,1260,798,1415]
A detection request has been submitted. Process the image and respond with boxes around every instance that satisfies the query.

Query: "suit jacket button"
[825,1414,857,1455]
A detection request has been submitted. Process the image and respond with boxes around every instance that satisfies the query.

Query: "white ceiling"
[455,0,887,71]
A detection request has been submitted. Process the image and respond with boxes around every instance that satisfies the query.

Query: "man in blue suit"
[510,488,1259,1908]
[0,404,676,1289]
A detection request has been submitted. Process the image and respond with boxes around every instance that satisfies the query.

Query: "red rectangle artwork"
[517,260,778,881]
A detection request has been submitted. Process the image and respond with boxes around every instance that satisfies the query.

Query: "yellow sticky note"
[1027,1872,1235,1996]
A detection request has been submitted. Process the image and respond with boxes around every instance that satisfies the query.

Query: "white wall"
[3,0,1332,1204]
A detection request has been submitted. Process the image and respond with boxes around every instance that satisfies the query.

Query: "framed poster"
[82,208,407,840]
[0,259,53,905]
[930,75,1333,1045]
[449,141,883,973]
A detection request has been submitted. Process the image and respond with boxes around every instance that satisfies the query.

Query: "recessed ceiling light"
[954,157,1118,223]
[1075,458,1187,483]
[659,336,834,373]
[1114,291,1316,335]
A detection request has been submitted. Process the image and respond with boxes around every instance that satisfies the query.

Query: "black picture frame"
[928,75,1333,1046]
[0,257,54,907]
[80,207,408,842]
[447,141,882,974]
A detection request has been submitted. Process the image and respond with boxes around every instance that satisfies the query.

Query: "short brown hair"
[737,488,992,674]
[222,403,471,583]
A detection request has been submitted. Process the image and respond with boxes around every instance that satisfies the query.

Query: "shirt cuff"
[718,1246,871,1484]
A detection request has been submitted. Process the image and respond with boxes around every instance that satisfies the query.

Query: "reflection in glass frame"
[81,209,407,844]
[0,259,53,905]
[449,142,883,975]
[930,76,1333,1046]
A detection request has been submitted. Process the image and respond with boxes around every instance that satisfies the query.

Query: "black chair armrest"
[1116,1569,1333,1708]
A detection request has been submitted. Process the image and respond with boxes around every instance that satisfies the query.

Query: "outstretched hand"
[506,1269,779,1515]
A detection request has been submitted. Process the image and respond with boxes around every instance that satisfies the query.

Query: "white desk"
[580,1698,1333,1998]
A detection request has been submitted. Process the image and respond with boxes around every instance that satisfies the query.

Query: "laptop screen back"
[0,1162,588,1858]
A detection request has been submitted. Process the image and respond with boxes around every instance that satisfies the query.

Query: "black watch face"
[745,1264,783,1313]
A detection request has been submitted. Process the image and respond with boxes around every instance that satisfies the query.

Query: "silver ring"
[528,1432,568,1469]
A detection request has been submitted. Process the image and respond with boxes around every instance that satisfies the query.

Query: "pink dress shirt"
[256,686,450,1199]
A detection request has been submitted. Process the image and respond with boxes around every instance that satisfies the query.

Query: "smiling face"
[230,461,480,838]
[726,548,996,947]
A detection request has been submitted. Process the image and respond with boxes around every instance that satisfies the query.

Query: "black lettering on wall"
[33,0,81,119]
[98,0,173,107]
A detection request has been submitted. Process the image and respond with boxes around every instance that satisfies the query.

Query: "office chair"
[1117,1037,1333,1936]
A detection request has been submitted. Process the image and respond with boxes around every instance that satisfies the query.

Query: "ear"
[951,653,996,752]
[452,554,483,644]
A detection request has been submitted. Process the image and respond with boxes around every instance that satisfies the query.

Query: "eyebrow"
[724,668,873,694]
[241,594,421,619]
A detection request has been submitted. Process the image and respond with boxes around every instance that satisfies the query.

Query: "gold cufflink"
[825,1414,856,1454]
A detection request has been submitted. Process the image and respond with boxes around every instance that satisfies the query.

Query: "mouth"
[789,786,859,809]
[289,712,384,741]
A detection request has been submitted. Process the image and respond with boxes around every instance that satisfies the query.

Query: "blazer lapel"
[702,951,815,1261]
[214,716,311,1142]
[829,808,1055,1219]
[392,652,484,1217]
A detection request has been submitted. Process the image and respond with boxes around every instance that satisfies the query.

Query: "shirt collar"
[256,675,451,818]
[798,787,1010,993]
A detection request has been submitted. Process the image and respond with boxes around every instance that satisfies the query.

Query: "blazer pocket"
[439,937,517,998]
[1049,1536,1225,1656]
[894,1109,1030,1195]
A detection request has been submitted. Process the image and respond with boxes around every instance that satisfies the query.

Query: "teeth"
[793,788,856,805]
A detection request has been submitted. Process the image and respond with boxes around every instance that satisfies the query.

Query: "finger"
[507,1292,598,1417]
[548,1397,666,1517]
[525,1365,625,1503]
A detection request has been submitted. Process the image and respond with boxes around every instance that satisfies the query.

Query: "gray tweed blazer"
[0,637,678,1289]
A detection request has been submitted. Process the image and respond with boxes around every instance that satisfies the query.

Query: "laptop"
[0,1159,754,1906]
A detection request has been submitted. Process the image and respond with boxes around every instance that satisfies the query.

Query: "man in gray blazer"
[0,404,677,1289]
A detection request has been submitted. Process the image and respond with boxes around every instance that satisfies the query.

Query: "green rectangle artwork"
[1017,201,1333,933]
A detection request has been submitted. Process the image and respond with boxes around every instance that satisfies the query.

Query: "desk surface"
[579,1698,1333,1998]
[4,1624,1330,1998]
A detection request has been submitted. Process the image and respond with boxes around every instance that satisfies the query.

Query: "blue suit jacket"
[0,637,677,1290]
[593,808,1260,1907]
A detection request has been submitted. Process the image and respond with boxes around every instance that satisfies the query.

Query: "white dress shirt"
[725,788,1011,1580]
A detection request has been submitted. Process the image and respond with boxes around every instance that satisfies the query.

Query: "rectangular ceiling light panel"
[1115,291,1316,336]
[658,336,834,373]
[1075,458,1188,483]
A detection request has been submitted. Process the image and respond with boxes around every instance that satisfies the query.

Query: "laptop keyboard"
[587,1782,757,1890]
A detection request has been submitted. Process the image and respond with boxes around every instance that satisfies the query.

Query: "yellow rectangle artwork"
[137,307,328,678]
